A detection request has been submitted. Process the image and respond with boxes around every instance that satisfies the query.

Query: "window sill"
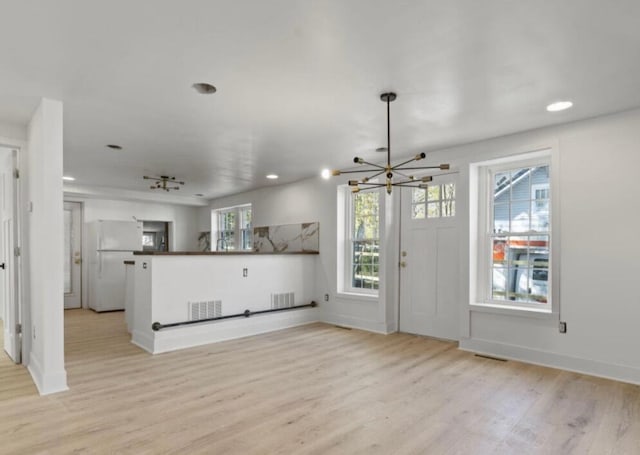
[336,292,379,303]
[469,302,557,319]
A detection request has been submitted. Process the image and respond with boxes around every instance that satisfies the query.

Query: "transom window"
[412,183,456,219]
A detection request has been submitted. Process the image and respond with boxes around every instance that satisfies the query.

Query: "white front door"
[1,147,20,362]
[399,175,460,340]
[64,201,82,309]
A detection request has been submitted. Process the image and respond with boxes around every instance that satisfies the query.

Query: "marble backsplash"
[253,222,319,253]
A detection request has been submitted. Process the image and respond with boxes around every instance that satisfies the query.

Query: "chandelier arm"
[361,170,387,182]
[357,160,387,170]
[391,169,415,180]
[390,157,421,169]
[335,169,387,174]
[393,165,447,171]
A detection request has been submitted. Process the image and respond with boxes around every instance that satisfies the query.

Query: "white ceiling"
[1,0,639,200]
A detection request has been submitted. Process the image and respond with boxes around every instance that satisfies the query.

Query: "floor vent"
[271,292,295,309]
[189,300,222,321]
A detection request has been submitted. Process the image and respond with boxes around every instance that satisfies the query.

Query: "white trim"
[322,313,393,335]
[459,338,640,386]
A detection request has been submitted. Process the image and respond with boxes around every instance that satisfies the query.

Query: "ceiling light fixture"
[192,83,217,94]
[143,175,185,192]
[266,174,279,180]
[106,144,123,150]
[546,101,573,112]
[62,176,75,181]
[329,92,450,194]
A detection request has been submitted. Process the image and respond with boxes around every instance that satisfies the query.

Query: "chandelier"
[330,92,450,194]
[143,175,185,192]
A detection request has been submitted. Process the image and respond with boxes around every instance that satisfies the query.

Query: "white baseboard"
[321,314,391,334]
[27,353,68,395]
[459,337,640,386]
[151,308,320,354]
[131,329,155,354]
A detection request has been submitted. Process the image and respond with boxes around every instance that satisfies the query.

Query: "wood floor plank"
[0,309,638,454]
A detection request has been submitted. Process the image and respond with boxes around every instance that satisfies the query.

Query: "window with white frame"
[344,189,380,293]
[475,153,553,309]
[213,204,252,251]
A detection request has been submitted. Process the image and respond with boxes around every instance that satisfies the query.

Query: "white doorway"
[64,201,82,309]
[1,146,20,363]
[399,174,460,340]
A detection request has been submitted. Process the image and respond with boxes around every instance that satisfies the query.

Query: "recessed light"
[106,144,123,150]
[266,174,279,180]
[546,101,573,112]
[62,176,75,181]
[192,83,217,94]
[321,169,331,179]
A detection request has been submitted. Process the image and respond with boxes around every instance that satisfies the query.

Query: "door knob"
[401,251,407,257]
[74,259,82,265]
[399,261,407,268]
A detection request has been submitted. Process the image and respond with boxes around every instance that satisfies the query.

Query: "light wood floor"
[0,310,639,454]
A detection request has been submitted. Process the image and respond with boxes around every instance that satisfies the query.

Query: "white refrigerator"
[88,220,142,312]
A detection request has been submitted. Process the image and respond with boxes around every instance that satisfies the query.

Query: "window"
[350,191,380,291]
[412,183,456,219]
[213,204,252,251]
[473,151,554,311]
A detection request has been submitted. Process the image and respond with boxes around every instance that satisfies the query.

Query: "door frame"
[63,201,83,309]
[0,143,23,364]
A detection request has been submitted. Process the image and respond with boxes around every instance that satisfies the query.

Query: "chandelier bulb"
[421,176,433,182]
[440,164,450,170]
[331,170,342,176]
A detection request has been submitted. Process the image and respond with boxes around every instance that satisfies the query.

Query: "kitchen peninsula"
[130,250,320,354]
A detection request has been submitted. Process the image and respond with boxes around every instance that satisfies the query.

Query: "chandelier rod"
[387,94,391,170]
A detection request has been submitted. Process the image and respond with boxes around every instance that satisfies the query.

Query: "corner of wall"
[27,353,68,395]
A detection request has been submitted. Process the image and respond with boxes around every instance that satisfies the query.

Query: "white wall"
[0,121,27,142]
[26,98,67,394]
[206,107,640,385]
[64,196,202,309]
[204,176,396,334]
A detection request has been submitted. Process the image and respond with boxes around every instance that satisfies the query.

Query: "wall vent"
[271,292,295,309]
[189,300,222,321]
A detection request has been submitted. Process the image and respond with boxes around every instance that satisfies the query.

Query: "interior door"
[1,147,19,362]
[399,174,460,340]
[64,201,82,309]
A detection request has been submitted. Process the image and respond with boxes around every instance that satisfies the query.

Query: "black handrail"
[151,301,318,331]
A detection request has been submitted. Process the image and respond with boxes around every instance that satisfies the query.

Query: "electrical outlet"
[242,268,248,277]
[324,293,329,302]
[559,321,567,333]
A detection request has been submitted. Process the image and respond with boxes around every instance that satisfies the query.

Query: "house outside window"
[472,150,555,311]
[213,204,252,251]
[490,163,550,305]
